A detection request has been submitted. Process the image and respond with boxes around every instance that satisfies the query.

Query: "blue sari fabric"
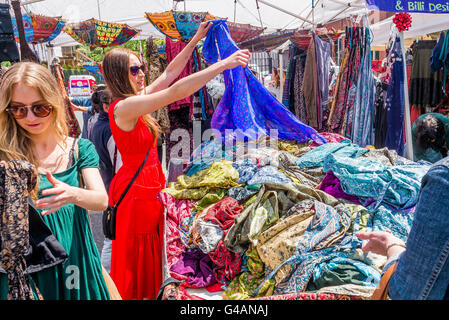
[323,154,431,241]
[202,20,327,145]
[384,36,405,157]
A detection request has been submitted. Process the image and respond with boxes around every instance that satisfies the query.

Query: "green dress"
[0,138,110,300]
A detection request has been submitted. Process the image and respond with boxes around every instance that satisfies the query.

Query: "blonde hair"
[102,48,160,145]
[0,62,69,196]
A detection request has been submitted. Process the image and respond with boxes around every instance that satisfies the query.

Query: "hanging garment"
[410,40,444,111]
[314,34,332,130]
[146,36,171,133]
[293,53,308,124]
[302,36,319,129]
[202,20,326,145]
[351,31,376,147]
[373,81,389,149]
[165,36,193,111]
[50,64,81,138]
[0,161,39,300]
[384,35,406,157]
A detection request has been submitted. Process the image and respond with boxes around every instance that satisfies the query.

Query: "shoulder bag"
[102,145,151,240]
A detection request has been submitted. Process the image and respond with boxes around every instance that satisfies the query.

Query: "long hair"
[102,48,160,145]
[0,62,69,197]
[416,115,448,158]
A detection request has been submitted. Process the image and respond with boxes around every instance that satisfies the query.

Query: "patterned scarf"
[0,160,42,300]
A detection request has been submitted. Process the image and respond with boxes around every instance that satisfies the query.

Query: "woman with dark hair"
[412,113,449,163]
[102,21,251,300]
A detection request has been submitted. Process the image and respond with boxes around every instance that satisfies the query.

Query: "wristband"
[386,243,406,254]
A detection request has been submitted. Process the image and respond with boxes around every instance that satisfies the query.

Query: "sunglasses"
[6,104,53,119]
[129,65,146,76]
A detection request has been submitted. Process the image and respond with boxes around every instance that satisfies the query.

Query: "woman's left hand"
[35,172,77,216]
[192,21,212,42]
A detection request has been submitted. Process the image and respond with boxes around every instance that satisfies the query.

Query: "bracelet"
[386,243,406,253]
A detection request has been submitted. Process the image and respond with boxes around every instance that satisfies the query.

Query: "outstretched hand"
[356,230,405,256]
[192,21,212,42]
[35,171,77,216]
[222,49,251,70]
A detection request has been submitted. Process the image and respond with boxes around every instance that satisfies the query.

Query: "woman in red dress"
[102,22,251,300]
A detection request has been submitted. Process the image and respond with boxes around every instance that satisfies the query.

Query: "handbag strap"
[371,262,398,300]
[114,145,151,209]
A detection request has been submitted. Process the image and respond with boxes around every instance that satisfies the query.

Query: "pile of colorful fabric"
[159,134,431,300]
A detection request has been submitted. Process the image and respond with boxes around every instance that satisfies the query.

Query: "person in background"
[0,61,110,299]
[90,88,122,273]
[102,21,251,300]
[412,113,449,163]
[357,156,449,299]
[70,93,94,140]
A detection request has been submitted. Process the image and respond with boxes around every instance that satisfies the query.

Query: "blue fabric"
[202,20,327,145]
[323,153,431,211]
[295,139,368,169]
[389,158,449,299]
[351,34,376,147]
[11,14,34,42]
[384,36,406,157]
[247,165,292,186]
[232,159,259,184]
[255,200,356,295]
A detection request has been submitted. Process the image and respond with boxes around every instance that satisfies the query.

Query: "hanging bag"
[102,145,151,240]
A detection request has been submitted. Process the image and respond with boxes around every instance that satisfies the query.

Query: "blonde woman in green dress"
[0,62,110,300]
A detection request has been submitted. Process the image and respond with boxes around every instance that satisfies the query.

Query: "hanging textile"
[327,26,375,146]
[384,35,406,156]
[351,29,376,147]
[409,40,444,113]
[81,62,104,81]
[50,63,81,138]
[227,22,265,44]
[165,36,193,111]
[314,34,332,131]
[64,18,138,47]
[202,20,326,145]
[146,36,171,133]
[0,161,41,300]
[11,13,66,44]
[145,11,220,42]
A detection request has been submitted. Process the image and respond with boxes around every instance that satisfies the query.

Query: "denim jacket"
[388,157,449,299]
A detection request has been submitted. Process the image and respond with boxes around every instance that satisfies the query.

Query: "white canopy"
[12,0,370,47]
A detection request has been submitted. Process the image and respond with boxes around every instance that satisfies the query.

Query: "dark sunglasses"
[6,104,53,119]
[129,65,146,76]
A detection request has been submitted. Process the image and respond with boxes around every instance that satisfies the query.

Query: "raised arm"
[145,21,212,94]
[114,49,251,131]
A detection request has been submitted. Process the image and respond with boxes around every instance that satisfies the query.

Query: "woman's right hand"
[222,50,251,70]
[356,230,405,256]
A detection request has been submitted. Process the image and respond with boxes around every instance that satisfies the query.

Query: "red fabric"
[309,132,347,149]
[108,99,166,300]
[165,36,193,111]
[202,197,243,233]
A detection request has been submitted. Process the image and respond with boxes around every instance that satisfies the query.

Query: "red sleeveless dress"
[108,99,166,300]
